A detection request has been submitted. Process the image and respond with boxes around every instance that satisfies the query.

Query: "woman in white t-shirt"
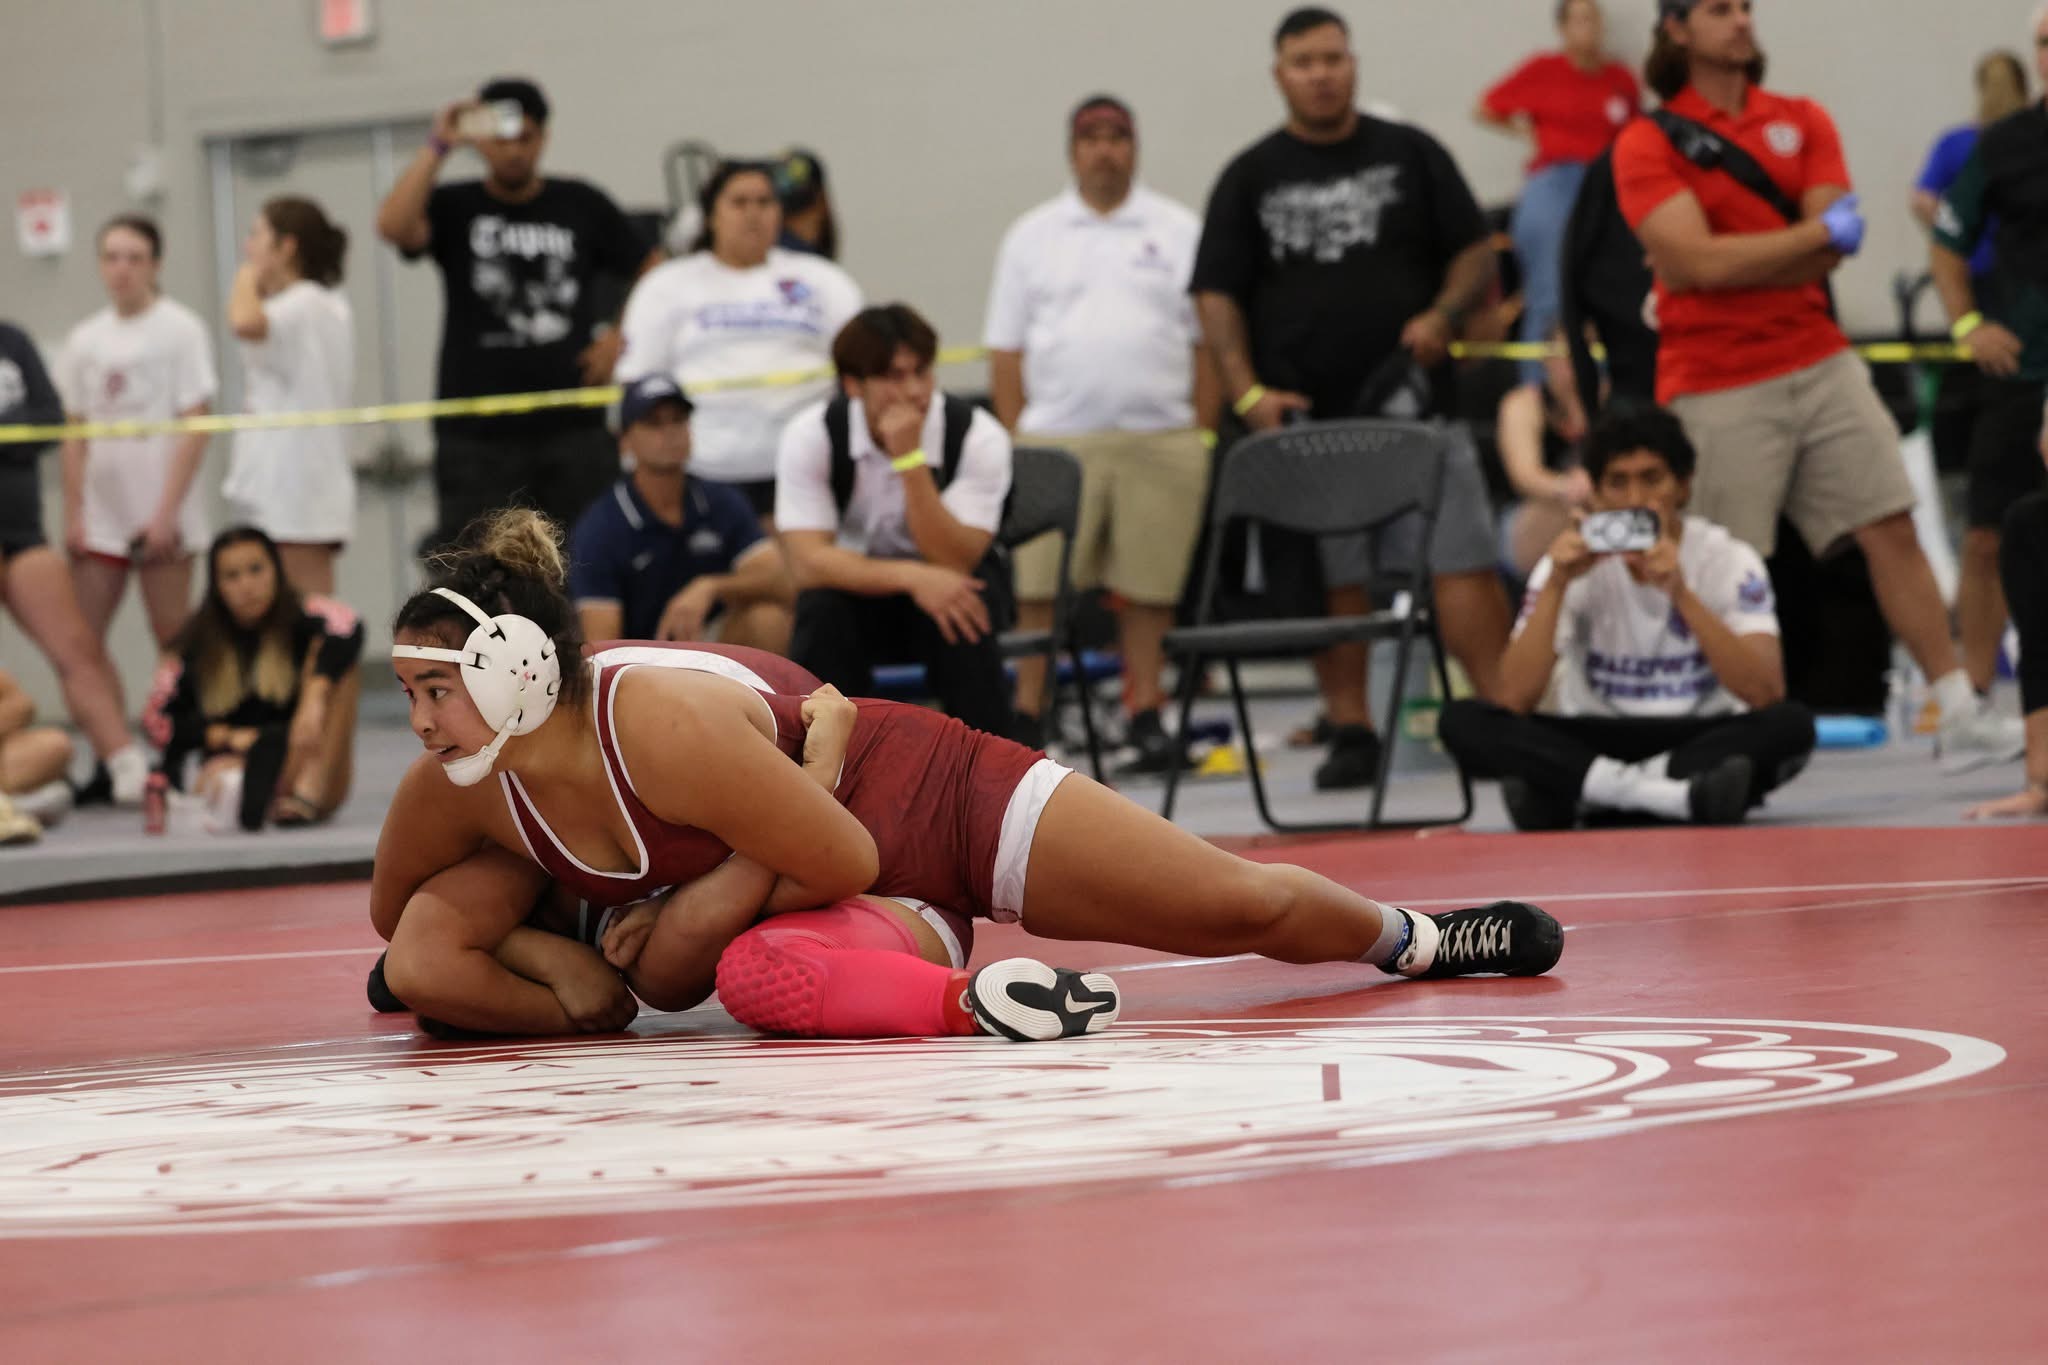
[224,195,356,596]
[617,161,862,525]
[57,215,218,656]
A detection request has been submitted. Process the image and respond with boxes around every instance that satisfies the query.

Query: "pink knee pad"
[715,901,973,1040]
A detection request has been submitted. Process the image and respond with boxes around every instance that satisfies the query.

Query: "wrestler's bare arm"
[369,754,497,941]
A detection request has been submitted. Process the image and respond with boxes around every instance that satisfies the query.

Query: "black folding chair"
[1158,420,1474,832]
[998,445,1105,781]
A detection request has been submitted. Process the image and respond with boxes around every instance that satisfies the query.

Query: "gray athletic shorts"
[1316,421,1498,587]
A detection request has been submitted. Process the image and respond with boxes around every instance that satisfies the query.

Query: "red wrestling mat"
[0,824,2042,1363]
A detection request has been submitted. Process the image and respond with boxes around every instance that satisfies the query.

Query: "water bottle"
[142,772,168,835]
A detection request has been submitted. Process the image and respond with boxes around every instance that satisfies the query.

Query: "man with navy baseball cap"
[567,374,794,650]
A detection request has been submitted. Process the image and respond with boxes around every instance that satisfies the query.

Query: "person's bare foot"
[600,899,663,970]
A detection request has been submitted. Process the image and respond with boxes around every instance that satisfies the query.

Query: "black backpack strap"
[937,394,975,489]
[1649,109,1803,224]
[823,395,855,519]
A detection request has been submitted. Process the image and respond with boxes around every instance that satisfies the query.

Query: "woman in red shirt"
[1478,0,1640,378]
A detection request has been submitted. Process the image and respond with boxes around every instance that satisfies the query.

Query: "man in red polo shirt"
[1613,0,2023,768]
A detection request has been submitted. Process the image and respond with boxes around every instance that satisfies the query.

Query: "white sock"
[1931,669,1977,723]
[1582,754,1692,820]
[106,744,149,805]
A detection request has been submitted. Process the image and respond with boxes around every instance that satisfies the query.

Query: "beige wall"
[0,0,2029,713]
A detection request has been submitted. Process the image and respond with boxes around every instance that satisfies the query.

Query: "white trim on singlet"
[498,773,542,864]
[586,647,783,803]
[499,688,653,883]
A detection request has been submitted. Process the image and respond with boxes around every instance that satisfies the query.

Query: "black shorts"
[731,477,777,520]
[1967,377,2047,529]
[0,459,47,562]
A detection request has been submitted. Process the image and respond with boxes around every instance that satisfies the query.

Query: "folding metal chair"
[1158,420,1474,832]
[997,445,1104,782]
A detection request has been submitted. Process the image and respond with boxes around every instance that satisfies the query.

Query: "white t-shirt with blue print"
[1519,514,1779,719]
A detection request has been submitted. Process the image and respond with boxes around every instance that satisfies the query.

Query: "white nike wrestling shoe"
[966,958,1121,1041]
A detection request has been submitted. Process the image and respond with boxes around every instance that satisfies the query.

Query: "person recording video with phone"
[1439,405,1815,829]
[375,77,662,554]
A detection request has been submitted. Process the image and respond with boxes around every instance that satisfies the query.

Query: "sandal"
[270,792,329,827]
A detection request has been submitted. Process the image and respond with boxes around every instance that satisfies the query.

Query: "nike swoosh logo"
[1061,987,1110,1016]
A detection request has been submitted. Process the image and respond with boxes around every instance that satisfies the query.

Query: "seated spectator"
[568,375,793,650]
[1968,487,2048,819]
[1440,406,1815,829]
[157,527,363,831]
[1496,330,1594,578]
[776,304,1014,737]
[0,668,75,844]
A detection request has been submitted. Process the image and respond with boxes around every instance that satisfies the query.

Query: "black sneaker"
[1288,714,1336,749]
[1686,755,1754,826]
[71,763,113,809]
[966,958,1121,1040]
[1116,708,1191,776]
[1380,902,1564,979]
[1314,725,1383,790]
[1501,777,1578,832]
[367,952,407,1013]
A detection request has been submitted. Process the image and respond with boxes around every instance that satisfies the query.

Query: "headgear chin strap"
[391,587,563,786]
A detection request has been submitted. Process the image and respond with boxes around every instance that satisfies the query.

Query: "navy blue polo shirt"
[568,476,766,638]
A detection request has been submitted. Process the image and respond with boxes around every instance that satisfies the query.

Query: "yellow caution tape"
[0,344,991,446]
[1449,339,1975,364]
[0,338,1975,445]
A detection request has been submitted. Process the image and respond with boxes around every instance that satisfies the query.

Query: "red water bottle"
[143,771,168,835]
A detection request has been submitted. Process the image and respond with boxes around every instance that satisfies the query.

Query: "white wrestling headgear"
[391,587,562,786]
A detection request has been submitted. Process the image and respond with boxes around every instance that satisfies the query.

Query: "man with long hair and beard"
[1613,0,2023,771]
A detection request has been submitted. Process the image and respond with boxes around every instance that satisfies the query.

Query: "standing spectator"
[569,375,793,650]
[56,215,216,806]
[0,320,142,810]
[1931,20,2048,698]
[776,305,1014,737]
[1966,489,2048,820]
[618,161,863,528]
[772,148,840,260]
[1614,0,2021,767]
[1477,0,1641,379]
[224,195,355,597]
[986,94,1219,771]
[156,527,363,830]
[1189,7,1514,790]
[1441,406,1815,829]
[376,78,659,550]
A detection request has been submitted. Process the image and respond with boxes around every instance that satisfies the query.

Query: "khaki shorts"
[1670,350,1917,558]
[1011,428,1210,606]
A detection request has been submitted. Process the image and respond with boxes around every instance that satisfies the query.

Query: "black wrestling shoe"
[1116,708,1192,777]
[966,958,1121,1040]
[1687,755,1754,827]
[1313,725,1383,790]
[1501,777,1578,832]
[367,952,406,1013]
[1380,902,1564,979]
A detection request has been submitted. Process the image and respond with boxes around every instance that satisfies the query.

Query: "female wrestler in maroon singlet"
[373,512,1562,1043]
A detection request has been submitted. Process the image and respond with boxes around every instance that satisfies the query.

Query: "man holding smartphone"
[376,78,660,552]
[1439,405,1816,829]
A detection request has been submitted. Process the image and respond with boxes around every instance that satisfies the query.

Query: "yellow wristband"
[1198,429,1218,451]
[1952,311,1985,341]
[1232,385,1267,418]
[890,448,929,473]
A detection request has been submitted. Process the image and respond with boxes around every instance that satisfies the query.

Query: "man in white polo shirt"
[986,94,1220,773]
[777,304,1016,737]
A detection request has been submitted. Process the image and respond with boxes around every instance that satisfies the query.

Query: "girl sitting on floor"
[157,526,362,830]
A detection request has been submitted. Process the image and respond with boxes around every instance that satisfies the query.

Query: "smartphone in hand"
[1580,508,1660,554]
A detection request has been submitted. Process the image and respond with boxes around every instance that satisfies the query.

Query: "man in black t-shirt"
[376,78,660,553]
[1190,7,1513,790]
